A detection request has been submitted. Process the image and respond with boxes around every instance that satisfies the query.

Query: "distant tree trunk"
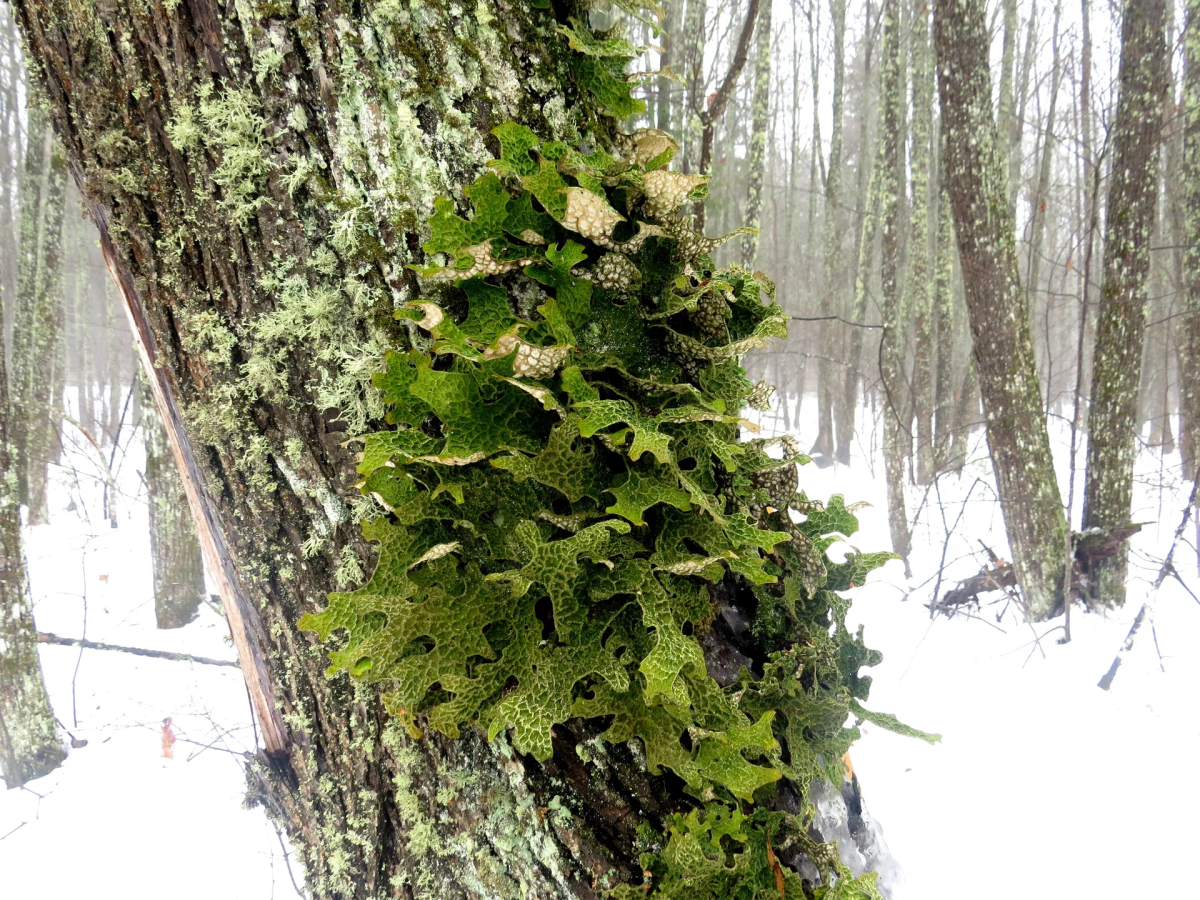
[1181,0,1200,485]
[0,306,64,789]
[740,0,773,267]
[835,0,881,466]
[0,10,20,339]
[682,0,707,176]
[1081,0,1169,608]
[933,188,957,464]
[996,0,1018,177]
[935,0,1069,619]
[907,0,935,485]
[949,353,978,472]
[1024,0,1063,332]
[879,0,911,571]
[1009,5,1037,219]
[11,107,67,526]
[141,380,205,630]
[695,0,761,233]
[655,0,681,135]
[812,0,846,465]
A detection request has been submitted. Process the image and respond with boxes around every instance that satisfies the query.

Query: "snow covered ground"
[2,392,1197,899]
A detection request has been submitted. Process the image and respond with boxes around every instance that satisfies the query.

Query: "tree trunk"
[0,291,64,789]
[879,0,911,571]
[655,0,681,136]
[1181,0,1200,487]
[1023,0,1063,349]
[933,188,956,465]
[1008,5,1037,220]
[740,0,773,268]
[907,0,934,486]
[10,107,68,526]
[835,0,881,467]
[682,0,708,177]
[141,379,205,630]
[812,0,846,466]
[1082,0,1170,607]
[0,9,21,343]
[10,2,898,895]
[935,0,1068,619]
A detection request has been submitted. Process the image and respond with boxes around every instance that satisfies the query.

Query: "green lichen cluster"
[300,118,931,894]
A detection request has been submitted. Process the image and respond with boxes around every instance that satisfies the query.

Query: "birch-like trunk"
[1082,0,1169,607]
[935,0,1068,619]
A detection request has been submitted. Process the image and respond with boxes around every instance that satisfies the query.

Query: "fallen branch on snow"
[38,632,240,668]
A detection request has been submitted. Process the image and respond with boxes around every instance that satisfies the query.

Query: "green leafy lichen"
[301,100,932,894]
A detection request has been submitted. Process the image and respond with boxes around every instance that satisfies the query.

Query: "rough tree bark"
[0,283,64,788]
[10,107,67,526]
[811,0,846,466]
[10,1,897,896]
[1081,0,1169,607]
[935,0,1068,619]
[141,380,205,630]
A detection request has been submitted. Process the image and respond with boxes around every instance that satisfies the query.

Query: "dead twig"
[1098,469,1199,690]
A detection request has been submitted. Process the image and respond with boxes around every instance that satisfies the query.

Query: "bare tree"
[907,0,935,485]
[935,0,1069,619]
[1082,0,1170,607]
[0,289,64,788]
[880,0,912,570]
[10,107,66,525]
[741,0,774,266]
[1181,0,1200,485]
[811,0,847,465]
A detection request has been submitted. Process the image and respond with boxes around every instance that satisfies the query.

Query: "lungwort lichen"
[301,9,934,897]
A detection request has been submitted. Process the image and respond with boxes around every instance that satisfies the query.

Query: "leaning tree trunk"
[0,293,65,789]
[141,379,205,630]
[10,107,67,526]
[935,0,1069,619]
[10,2,898,897]
[1081,0,1169,607]
[1183,0,1200,485]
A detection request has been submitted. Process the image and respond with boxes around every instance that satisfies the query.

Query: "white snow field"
[2,393,1197,899]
